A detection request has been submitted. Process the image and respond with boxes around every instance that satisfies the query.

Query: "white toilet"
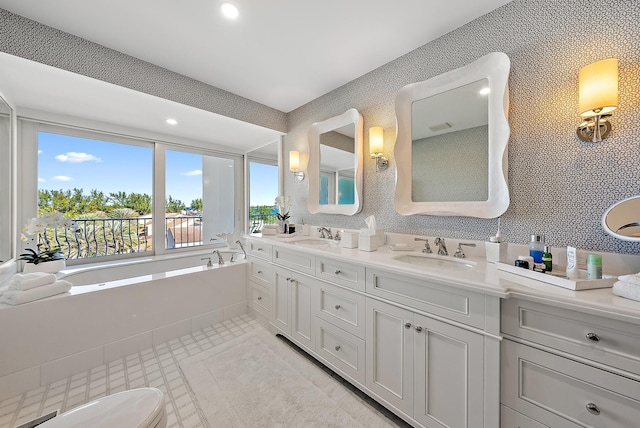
[39,387,167,428]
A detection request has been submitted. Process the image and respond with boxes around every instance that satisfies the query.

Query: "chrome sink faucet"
[414,238,432,253]
[454,242,476,258]
[434,238,448,256]
[318,227,332,240]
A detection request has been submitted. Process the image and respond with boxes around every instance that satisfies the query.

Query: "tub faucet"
[434,238,448,256]
[318,227,332,240]
[201,257,213,267]
[212,249,224,265]
[454,242,476,258]
[235,240,246,259]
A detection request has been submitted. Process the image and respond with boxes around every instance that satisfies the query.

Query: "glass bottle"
[529,234,545,263]
[542,246,552,272]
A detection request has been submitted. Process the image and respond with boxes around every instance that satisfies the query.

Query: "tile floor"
[0,314,407,428]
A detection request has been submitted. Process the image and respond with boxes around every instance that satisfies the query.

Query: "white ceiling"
[0,0,513,113]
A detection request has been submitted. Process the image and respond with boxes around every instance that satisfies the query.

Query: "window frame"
[20,120,244,265]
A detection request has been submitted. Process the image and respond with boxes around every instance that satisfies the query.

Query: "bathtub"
[0,251,248,400]
[61,250,246,290]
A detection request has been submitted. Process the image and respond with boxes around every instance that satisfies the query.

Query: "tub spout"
[212,250,224,265]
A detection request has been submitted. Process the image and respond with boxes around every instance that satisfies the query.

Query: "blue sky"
[38,132,279,208]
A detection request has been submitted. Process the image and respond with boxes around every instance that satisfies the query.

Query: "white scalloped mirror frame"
[394,52,510,218]
[307,108,363,215]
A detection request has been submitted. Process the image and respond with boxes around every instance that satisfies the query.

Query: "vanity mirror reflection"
[307,108,363,215]
[0,93,14,264]
[394,52,510,218]
[602,196,640,241]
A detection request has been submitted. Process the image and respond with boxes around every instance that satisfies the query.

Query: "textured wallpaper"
[285,0,640,255]
[0,9,287,133]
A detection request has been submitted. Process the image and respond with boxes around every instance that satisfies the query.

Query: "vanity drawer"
[248,282,270,316]
[273,246,315,275]
[502,298,640,375]
[502,339,640,428]
[366,268,485,329]
[501,405,550,428]
[315,257,365,291]
[314,280,366,339]
[247,240,272,260]
[248,258,272,288]
[314,318,366,385]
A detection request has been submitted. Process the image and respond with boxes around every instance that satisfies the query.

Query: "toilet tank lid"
[39,387,165,428]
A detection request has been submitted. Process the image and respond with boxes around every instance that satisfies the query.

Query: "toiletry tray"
[276,232,298,238]
[495,262,616,291]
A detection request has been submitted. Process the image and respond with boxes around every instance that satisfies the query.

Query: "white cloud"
[183,169,202,177]
[52,175,72,182]
[54,152,102,163]
[38,177,46,182]
[38,150,43,155]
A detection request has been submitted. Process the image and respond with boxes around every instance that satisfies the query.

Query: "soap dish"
[389,243,415,251]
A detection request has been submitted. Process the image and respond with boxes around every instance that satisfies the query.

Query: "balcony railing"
[43,216,204,260]
[248,212,278,233]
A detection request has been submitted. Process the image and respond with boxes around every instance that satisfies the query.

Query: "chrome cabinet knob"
[404,322,412,329]
[257,248,263,251]
[586,402,600,415]
[586,332,600,342]
[334,304,341,310]
[415,326,423,332]
[335,345,341,351]
[257,296,262,300]
[334,269,341,275]
[257,270,263,274]
[286,277,291,282]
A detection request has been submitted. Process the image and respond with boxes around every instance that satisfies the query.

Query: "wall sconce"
[369,126,388,171]
[289,150,304,182]
[577,58,618,142]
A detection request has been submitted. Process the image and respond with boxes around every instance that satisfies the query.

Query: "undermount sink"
[393,253,476,271]
[291,238,337,247]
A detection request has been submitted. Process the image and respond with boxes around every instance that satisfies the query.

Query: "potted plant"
[19,212,76,273]
[275,195,292,234]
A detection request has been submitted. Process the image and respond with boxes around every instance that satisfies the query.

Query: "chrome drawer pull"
[335,345,341,351]
[257,270,263,274]
[257,248,263,251]
[415,326,423,332]
[334,304,341,310]
[586,402,600,415]
[404,322,412,329]
[334,269,341,275]
[257,296,262,301]
[586,332,600,342]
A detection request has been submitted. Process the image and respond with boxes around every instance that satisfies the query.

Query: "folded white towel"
[0,280,72,305]
[618,273,640,287]
[612,281,640,302]
[9,272,57,290]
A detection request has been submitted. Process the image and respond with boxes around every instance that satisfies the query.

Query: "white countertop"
[249,234,640,325]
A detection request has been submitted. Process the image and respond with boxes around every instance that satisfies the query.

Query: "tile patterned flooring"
[0,314,408,428]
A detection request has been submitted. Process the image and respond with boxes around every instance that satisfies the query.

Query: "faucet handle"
[201,257,213,267]
[454,242,476,258]
[414,238,432,253]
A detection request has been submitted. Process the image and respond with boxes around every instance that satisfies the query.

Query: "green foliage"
[190,198,203,211]
[18,247,64,264]
[165,195,185,213]
[38,188,156,216]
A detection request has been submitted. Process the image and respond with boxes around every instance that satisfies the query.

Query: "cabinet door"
[290,274,314,349]
[414,313,485,428]
[365,298,414,415]
[272,266,291,334]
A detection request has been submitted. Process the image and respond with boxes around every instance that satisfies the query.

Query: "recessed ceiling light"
[166,118,178,125]
[221,3,239,19]
[479,87,490,95]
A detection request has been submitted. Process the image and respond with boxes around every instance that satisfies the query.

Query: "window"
[24,121,242,263]
[248,161,278,233]
[165,149,235,249]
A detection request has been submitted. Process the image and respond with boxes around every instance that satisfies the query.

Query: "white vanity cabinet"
[246,242,273,321]
[501,298,640,427]
[272,265,315,350]
[366,298,485,427]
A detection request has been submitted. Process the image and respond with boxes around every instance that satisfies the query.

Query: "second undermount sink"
[291,238,337,248]
[393,253,476,271]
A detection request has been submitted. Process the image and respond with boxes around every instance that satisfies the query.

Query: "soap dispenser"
[485,218,507,263]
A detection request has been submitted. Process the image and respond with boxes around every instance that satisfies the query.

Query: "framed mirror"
[394,52,510,218]
[307,108,363,215]
[602,196,640,241]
